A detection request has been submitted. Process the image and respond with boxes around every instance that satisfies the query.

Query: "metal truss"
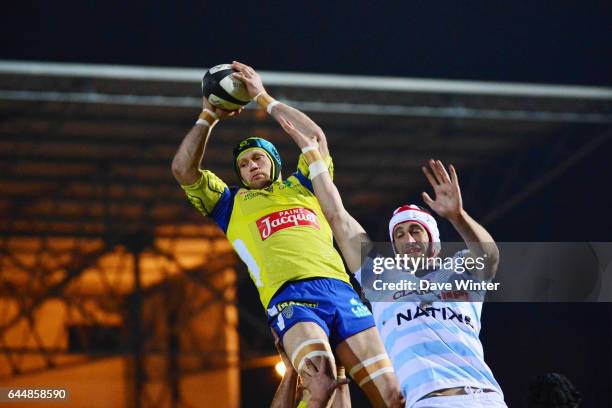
[0,230,245,408]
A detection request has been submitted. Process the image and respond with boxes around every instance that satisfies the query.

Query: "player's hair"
[526,373,582,408]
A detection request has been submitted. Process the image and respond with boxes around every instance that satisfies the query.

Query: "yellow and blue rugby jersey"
[182,153,350,308]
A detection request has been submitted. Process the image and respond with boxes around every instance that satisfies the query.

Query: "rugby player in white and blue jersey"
[368,198,505,408]
[279,118,507,407]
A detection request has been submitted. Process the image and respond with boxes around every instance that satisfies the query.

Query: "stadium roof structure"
[1,60,611,242]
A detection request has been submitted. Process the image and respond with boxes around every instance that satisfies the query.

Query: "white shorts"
[411,389,507,408]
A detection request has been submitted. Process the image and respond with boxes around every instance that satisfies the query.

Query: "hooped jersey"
[182,154,349,308]
[356,251,504,407]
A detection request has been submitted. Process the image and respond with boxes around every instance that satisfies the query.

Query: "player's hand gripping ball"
[202,64,251,111]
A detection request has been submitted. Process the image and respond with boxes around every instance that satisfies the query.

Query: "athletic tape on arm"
[308,160,328,179]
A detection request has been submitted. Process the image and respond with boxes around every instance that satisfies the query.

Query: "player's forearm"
[311,172,345,224]
[272,104,327,150]
[308,398,330,408]
[307,388,334,408]
[256,93,329,156]
[270,369,298,408]
[450,209,500,277]
[335,216,371,274]
[279,111,319,153]
[171,124,213,185]
[235,63,329,155]
[312,174,370,273]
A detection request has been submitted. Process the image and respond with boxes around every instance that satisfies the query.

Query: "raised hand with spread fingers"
[421,159,463,223]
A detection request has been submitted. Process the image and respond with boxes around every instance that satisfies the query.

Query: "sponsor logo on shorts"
[282,306,294,319]
[274,300,318,315]
[256,208,319,240]
[350,298,371,318]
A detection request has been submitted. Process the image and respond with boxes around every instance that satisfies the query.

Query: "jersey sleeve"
[181,169,235,233]
[291,153,334,192]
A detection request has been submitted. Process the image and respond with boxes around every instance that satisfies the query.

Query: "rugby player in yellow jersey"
[171,61,403,408]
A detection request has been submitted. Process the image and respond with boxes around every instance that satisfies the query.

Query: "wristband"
[308,160,328,179]
[300,143,319,154]
[266,100,280,114]
[253,91,266,102]
[254,92,277,112]
[195,118,211,127]
[203,108,219,120]
[302,147,322,165]
[196,110,219,128]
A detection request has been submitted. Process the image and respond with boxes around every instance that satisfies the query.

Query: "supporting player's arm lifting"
[301,358,350,408]
[310,173,370,275]
[171,98,242,185]
[231,61,329,157]
[271,370,298,408]
[279,118,370,274]
[271,104,329,157]
[270,330,300,408]
[422,159,500,280]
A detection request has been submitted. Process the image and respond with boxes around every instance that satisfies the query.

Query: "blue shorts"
[266,278,375,349]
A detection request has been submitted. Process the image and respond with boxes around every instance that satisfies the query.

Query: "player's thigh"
[335,327,402,407]
[283,321,337,374]
[335,326,389,372]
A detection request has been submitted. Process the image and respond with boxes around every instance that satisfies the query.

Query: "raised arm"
[171,97,241,185]
[279,118,371,274]
[231,61,329,157]
[421,159,500,280]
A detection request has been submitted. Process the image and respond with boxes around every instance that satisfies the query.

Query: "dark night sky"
[3,1,612,86]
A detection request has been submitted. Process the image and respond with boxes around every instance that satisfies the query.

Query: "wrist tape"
[308,160,328,179]
[254,92,279,114]
[301,144,322,165]
[195,109,219,127]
